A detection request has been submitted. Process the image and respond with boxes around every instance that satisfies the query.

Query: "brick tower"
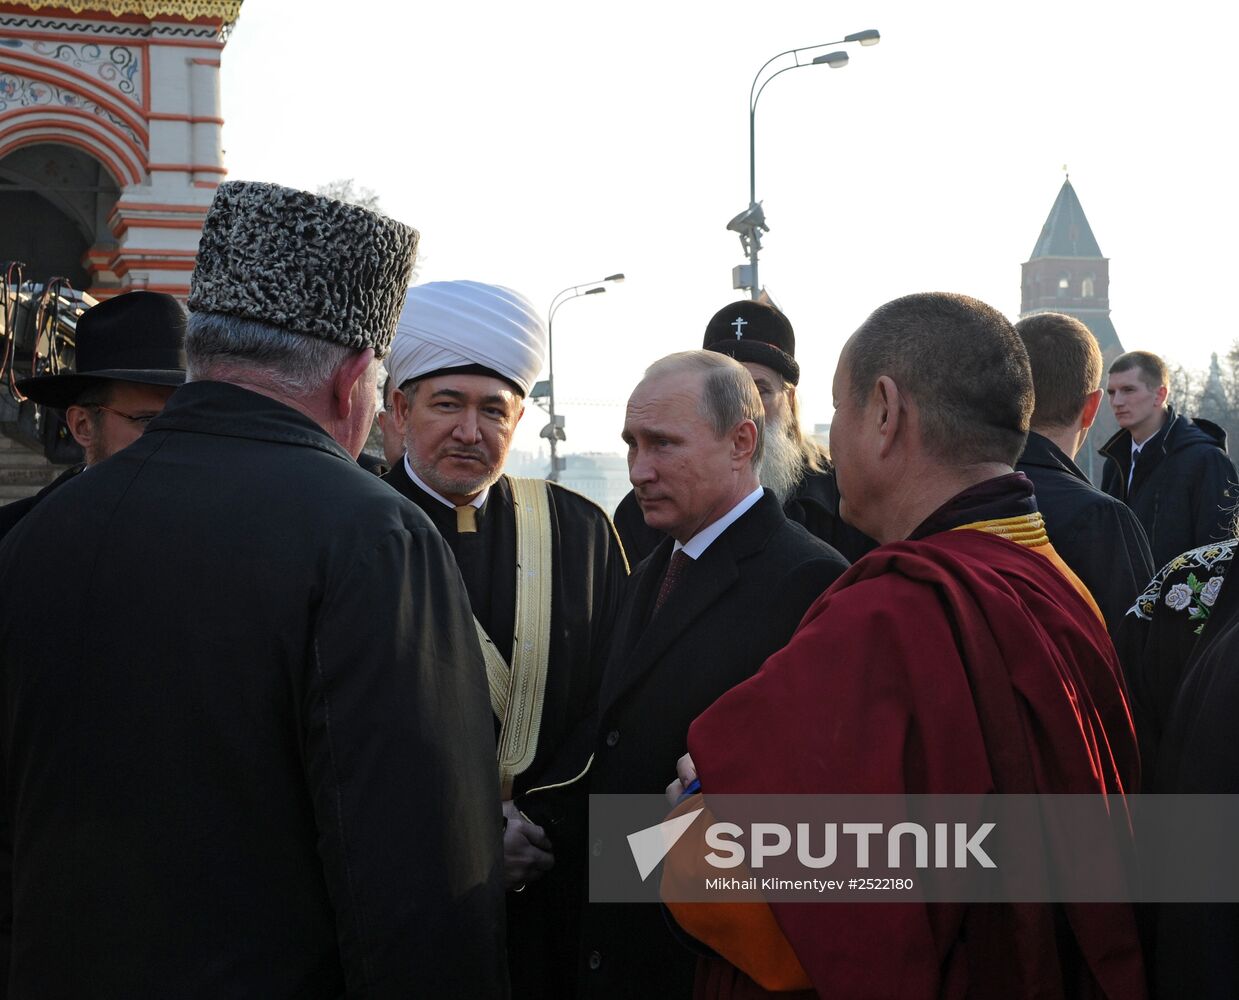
[1020,178,1123,483]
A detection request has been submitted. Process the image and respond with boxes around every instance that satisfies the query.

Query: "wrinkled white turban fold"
[385,280,547,397]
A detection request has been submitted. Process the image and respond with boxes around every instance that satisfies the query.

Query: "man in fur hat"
[382,279,629,1000]
[0,290,186,542]
[0,183,507,997]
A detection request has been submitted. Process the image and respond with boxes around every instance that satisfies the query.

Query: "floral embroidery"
[1164,583,1193,611]
[1159,573,1220,634]
[1128,538,1237,629]
[1201,576,1225,607]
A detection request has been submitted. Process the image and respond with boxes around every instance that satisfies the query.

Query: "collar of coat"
[1017,431,1091,485]
[145,380,357,464]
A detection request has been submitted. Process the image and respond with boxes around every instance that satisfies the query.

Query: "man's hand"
[665,752,698,805]
[502,799,554,890]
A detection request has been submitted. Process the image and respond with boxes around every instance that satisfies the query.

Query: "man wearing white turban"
[382,280,629,999]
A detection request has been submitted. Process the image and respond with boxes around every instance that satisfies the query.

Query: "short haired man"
[665,294,1143,998]
[0,183,507,996]
[1100,349,1237,567]
[612,301,875,565]
[0,290,186,542]
[381,280,629,1000]
[579,350,848,998]
[1014,313,1154,629]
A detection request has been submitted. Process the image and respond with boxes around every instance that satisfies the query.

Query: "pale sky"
[219,1,1238,456]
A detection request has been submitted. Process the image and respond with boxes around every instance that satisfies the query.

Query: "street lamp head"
[604,273,626,283]
[812,50,849,68]
[585,287,606,296]
[844,28,880,46]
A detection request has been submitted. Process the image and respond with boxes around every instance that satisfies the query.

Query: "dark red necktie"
[654,549,691,615]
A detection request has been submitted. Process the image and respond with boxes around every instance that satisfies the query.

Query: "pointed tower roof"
[1029,179,1103,259]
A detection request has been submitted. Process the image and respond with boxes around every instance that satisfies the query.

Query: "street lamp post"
[533,273,625,481]
[729,28,880,298]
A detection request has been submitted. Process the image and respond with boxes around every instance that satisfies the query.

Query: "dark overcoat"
[578,491,848,998]
[0,464,82,545]
[1099,407,1238,568]
[1017,431,1154,630]
[0,381,507,999]
[382,461,629,999]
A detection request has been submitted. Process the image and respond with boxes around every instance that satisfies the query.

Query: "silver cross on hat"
[732,315,747,339]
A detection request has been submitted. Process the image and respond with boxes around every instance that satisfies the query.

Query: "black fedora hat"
[17,291,187,409]
[702,300,800,386]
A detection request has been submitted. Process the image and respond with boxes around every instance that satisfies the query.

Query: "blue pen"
[676,778,702,804]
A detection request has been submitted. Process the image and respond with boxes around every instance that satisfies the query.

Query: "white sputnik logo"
[627,808,704,881]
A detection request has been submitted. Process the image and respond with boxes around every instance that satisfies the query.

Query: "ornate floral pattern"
[1129,539,1236,635]
[2,37,142,101]
[0,72,143,147]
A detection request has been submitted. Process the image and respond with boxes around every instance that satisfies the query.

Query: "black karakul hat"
[189,181,419,358]
[16,290,187,409]
[702,300,800,386]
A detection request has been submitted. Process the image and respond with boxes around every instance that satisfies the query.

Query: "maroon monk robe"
[674,526,1144,1000]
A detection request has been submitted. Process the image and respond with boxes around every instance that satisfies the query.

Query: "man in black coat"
[1100,349,1237,568]
[0,182,507,998]
[579,351,848,998]
[380,279,628,999]
[1014,313,1154,630]
[613,300,875,565]
[0,291,186,543]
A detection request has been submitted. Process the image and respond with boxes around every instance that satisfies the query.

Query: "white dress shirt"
[673,486,765,560]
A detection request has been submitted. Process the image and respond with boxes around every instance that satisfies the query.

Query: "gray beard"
[759,418,807,505]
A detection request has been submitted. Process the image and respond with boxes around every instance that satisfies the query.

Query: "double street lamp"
[729,28,880,298]
[530,273,625,481]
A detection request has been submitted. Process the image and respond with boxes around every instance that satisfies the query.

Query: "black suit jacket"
[579,490,848,998]
[1017,432,1154,631]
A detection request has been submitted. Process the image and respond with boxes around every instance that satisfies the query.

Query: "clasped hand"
[502,799,554,890]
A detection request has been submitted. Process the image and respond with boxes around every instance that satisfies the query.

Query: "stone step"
[0,466,58,487]
[0,448,54,468]
[0,485,42,503]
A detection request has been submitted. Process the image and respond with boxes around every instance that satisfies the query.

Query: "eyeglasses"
[88,404,159,427]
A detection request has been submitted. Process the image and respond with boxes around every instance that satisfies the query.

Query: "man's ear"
[874,376,903,459]
[1155,384,1169,408]
[64,404,97,451]
[1080,388,1104,431]
[731,418,758,466]
[390,383,410,428]
[331,349,376,419]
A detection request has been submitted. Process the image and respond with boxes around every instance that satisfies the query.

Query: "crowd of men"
[1,181,1236,999]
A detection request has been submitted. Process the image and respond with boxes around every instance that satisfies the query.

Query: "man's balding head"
[845,292,1032,467]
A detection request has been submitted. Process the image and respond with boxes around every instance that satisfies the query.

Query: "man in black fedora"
[613,299,875,565]
[0,290,186,542]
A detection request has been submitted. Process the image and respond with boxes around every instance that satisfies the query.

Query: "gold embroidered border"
[495,477,555,801]
[15,1,241,22]
[953,512,1049,548]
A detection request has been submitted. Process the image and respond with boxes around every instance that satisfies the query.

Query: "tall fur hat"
[189,181,419,357]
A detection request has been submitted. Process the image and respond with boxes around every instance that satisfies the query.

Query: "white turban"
[385,281,547,397]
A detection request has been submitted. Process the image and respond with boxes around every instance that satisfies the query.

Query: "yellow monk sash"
[952,511,1104,624]
[471,476,554,800]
